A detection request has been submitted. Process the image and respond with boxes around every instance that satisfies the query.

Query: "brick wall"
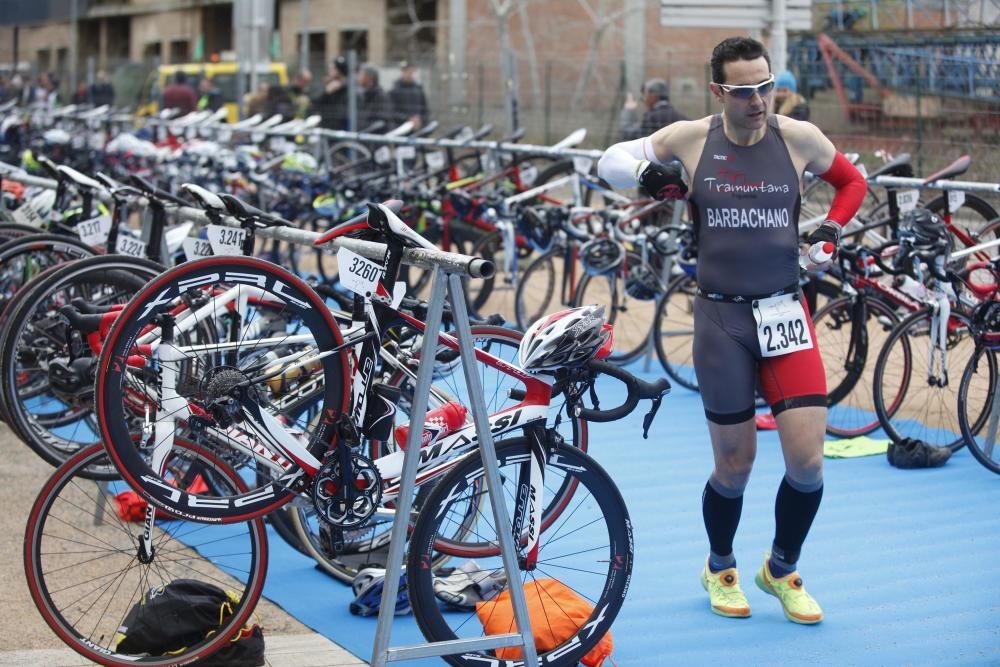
[278,0,387,68]
[130,9,202,63]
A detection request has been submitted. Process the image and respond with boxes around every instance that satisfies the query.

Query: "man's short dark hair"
[174,70,187,85]
[710,37,771,84]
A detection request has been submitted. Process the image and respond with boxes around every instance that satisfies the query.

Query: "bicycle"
[92,195,668,664]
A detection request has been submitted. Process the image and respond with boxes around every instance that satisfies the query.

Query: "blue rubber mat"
[91,364,1000,665]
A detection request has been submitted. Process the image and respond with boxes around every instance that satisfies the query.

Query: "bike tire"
[24,442,268,666]
[407,437,632,667]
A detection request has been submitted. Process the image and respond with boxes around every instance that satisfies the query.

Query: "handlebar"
[840,240,956,283]
[573,361,670,438]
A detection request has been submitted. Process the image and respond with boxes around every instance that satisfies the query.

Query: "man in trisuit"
[598,36,866,624]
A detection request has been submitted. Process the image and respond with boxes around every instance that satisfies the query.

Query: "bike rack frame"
[369,266,540,666]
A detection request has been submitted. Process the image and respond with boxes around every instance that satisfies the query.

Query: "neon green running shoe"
[755,556,823,624]
[700,561,751,618]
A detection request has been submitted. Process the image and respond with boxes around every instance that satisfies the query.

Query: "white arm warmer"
[597,136,661,189]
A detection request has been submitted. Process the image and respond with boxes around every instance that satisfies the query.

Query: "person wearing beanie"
[619,77,687,140]
[773,70,810,121]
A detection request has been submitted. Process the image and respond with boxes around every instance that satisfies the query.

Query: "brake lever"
[641,395,664,439]
[588,381,601,411]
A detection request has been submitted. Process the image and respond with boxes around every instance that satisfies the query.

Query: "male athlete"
[597,36,866,623]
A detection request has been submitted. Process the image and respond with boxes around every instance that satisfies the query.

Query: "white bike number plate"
[897,189,920,213]
[182,237,214,260]
[115,235,147,258]
[12,202,44,228]
[948,190,966,210]
[425,151,446,171]
[207,225,247,256]
[753,294,813,358]
[337,247,384,297]
[76,215,113,246]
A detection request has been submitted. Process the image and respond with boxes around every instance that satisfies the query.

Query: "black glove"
[805,220,842,247]
[637,162,688,201]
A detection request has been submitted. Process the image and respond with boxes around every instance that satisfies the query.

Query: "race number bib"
[337,246,385,297]
[753,293,813,358]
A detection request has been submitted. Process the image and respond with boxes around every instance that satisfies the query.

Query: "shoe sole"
[754,570,823,625]
[701,572,751,618]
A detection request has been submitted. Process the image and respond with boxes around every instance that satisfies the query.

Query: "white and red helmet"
[518,305,614,372]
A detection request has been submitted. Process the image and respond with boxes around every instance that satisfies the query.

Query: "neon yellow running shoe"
[700,561,751,618]
[755,556,823,624]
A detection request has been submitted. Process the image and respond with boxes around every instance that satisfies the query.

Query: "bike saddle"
[868,153,913,179]
[923,155,970,184]
[218,193,292,227]
[56,165,106,193]
[129,174,189,207]
[181,183,227,212]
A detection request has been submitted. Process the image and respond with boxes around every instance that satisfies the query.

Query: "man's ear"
[709,83,725,104]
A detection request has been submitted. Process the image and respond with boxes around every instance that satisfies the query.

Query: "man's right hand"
[636,161,688,200]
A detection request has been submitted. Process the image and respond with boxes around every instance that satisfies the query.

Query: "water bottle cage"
[361,382,402,442]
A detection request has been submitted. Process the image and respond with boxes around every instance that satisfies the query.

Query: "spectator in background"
[197,76,222,111]
[44,74,60,107]
[161,70,197,115]
[313,57,348,130]
[89,70,115,107]
[619,78,687,141]
[264,84,296,120]
[72,82,89,105]
[291,69,313,119]
[356,63,392,131]
[7,75,24,104]
[244,81,270,117]
[773,70,810,121]
[389,61,428,129]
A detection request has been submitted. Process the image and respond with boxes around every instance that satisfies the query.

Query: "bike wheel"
[514,251,558,330]
[574,253,659,363]
[466,230,511,322]
[0,256,163,477]
[24,442,268,666]
[653,272,699,392]
[872,307,978,450]
[813,294,900,437]
[957,346,1000,474]
[96,256,350,522]
[407,437,632,667]
[0,233,96,318]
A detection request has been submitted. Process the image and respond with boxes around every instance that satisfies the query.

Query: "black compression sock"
[772,476,823,574]
[702,478,743,570]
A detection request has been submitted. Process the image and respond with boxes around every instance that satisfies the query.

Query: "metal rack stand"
[369,267,539,666]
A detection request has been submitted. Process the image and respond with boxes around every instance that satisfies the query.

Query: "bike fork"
[928,294,951,387]
[511,423,548,570]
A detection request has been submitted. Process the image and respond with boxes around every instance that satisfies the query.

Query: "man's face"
[402,66,416,83]
[358,70,373,88]
[711,57,772,131]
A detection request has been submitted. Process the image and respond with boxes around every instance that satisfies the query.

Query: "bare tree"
[570,0,642,107]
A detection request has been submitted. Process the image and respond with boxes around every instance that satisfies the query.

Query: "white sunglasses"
[716,74,775,99]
